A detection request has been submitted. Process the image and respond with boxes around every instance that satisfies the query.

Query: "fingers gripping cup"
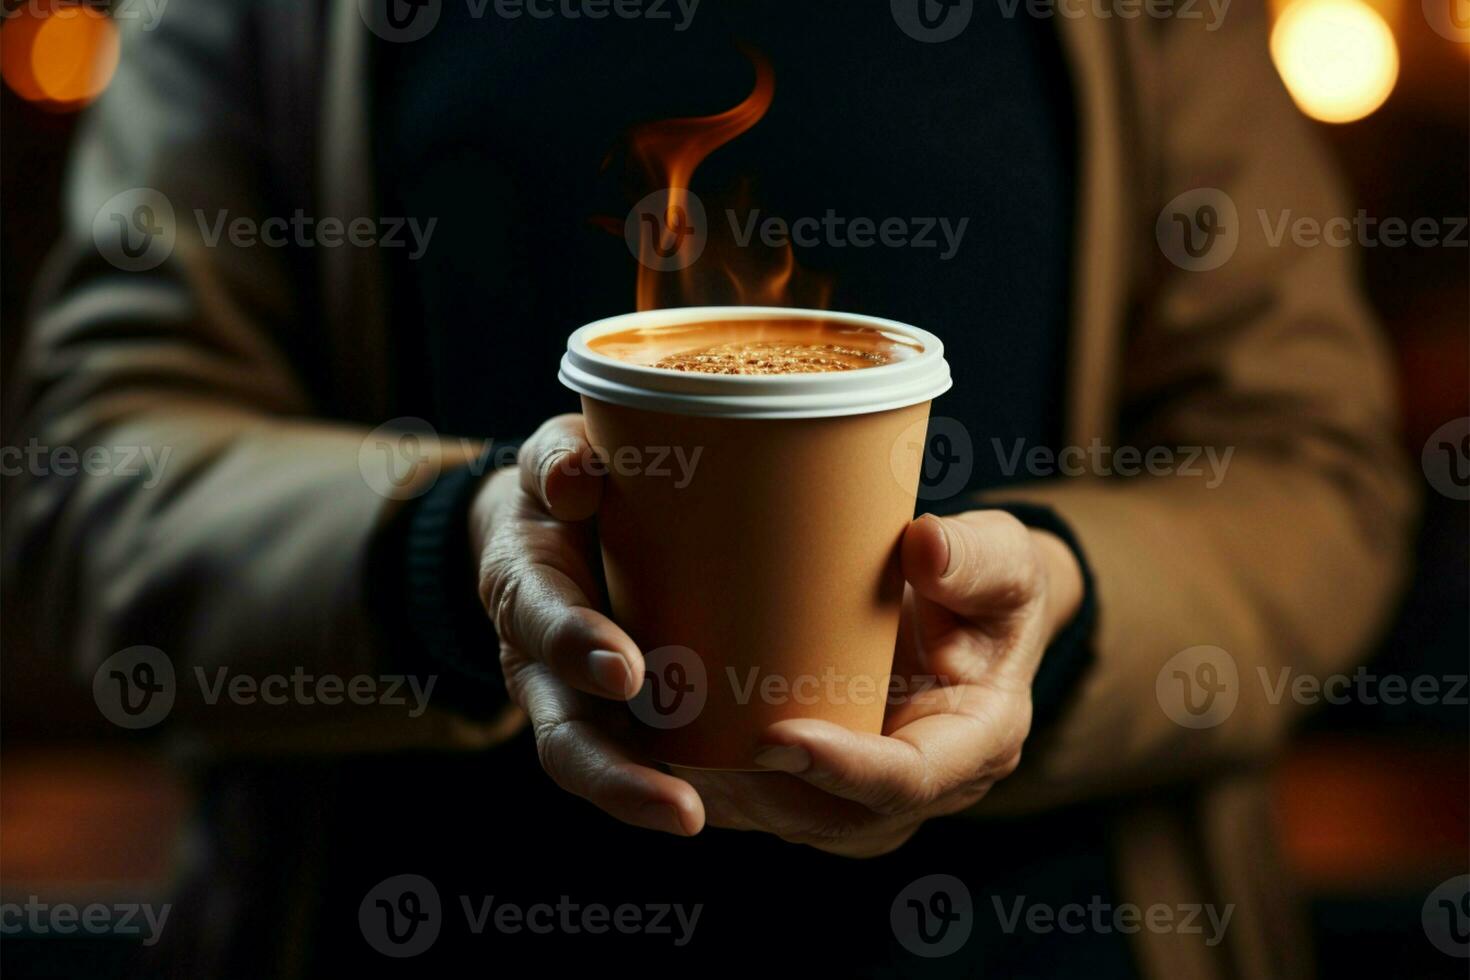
[560,307,952,769]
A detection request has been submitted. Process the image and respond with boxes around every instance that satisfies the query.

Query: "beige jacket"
[5,2,1416,977]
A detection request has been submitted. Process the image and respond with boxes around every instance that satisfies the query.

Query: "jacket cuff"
[922,499,1097,730]
[368,450,513,721]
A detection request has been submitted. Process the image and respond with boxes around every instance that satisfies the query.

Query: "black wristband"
[369,446,515,721]
[922,498,1097,731]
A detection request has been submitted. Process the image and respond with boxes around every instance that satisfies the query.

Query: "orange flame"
[620,51,829,312]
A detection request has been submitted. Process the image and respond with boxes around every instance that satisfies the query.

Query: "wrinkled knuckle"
[497,645,529,703]
[480,557,524,642]
[993,511,1043,585]
[795,813,863,844]
[991,745,1024,780]
[869,827,919,857]
[533,717,576,782]
[988,509,1030,541]
[867,777,928,817]
[829,828,916,858]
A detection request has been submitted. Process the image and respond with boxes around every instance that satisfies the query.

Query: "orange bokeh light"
[1,7,51,103]
[1,3,119,110]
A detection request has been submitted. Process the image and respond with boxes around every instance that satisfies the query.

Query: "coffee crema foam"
[589,318,921,376]
[655,340,886,374]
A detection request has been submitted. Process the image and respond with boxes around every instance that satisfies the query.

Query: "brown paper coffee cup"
[560,307,951,769]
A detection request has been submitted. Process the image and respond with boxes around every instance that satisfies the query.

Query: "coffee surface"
[589,318,920,376]
[654,340,886,374]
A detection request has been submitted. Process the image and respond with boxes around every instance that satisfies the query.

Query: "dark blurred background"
[1,1,1466,976]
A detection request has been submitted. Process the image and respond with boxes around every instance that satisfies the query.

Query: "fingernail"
[588,649,634,699]
[754,745,811,774]
[924,514,954,577]
[539,448,571,508]
[637,802,686,835]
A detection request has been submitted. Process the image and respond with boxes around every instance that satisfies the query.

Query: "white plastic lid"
[559,306,952,419]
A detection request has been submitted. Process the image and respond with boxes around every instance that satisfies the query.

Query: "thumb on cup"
[520,414,604,521]
[900,511,1037,619]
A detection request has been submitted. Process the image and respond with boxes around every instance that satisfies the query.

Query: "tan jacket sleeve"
[982,12,1418,811]
[2,4,496,749]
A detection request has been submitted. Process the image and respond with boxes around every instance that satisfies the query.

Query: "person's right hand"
[469,414,706,837]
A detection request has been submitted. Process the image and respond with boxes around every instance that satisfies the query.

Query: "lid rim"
[559,306,951,420]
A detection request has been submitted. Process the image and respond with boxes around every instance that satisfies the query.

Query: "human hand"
[678,510,1083,857]
[469,414,705,837]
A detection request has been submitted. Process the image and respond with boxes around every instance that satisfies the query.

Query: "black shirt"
[313,2,1136,976]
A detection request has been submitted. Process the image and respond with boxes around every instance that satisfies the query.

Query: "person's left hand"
[677,510,1084,857]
